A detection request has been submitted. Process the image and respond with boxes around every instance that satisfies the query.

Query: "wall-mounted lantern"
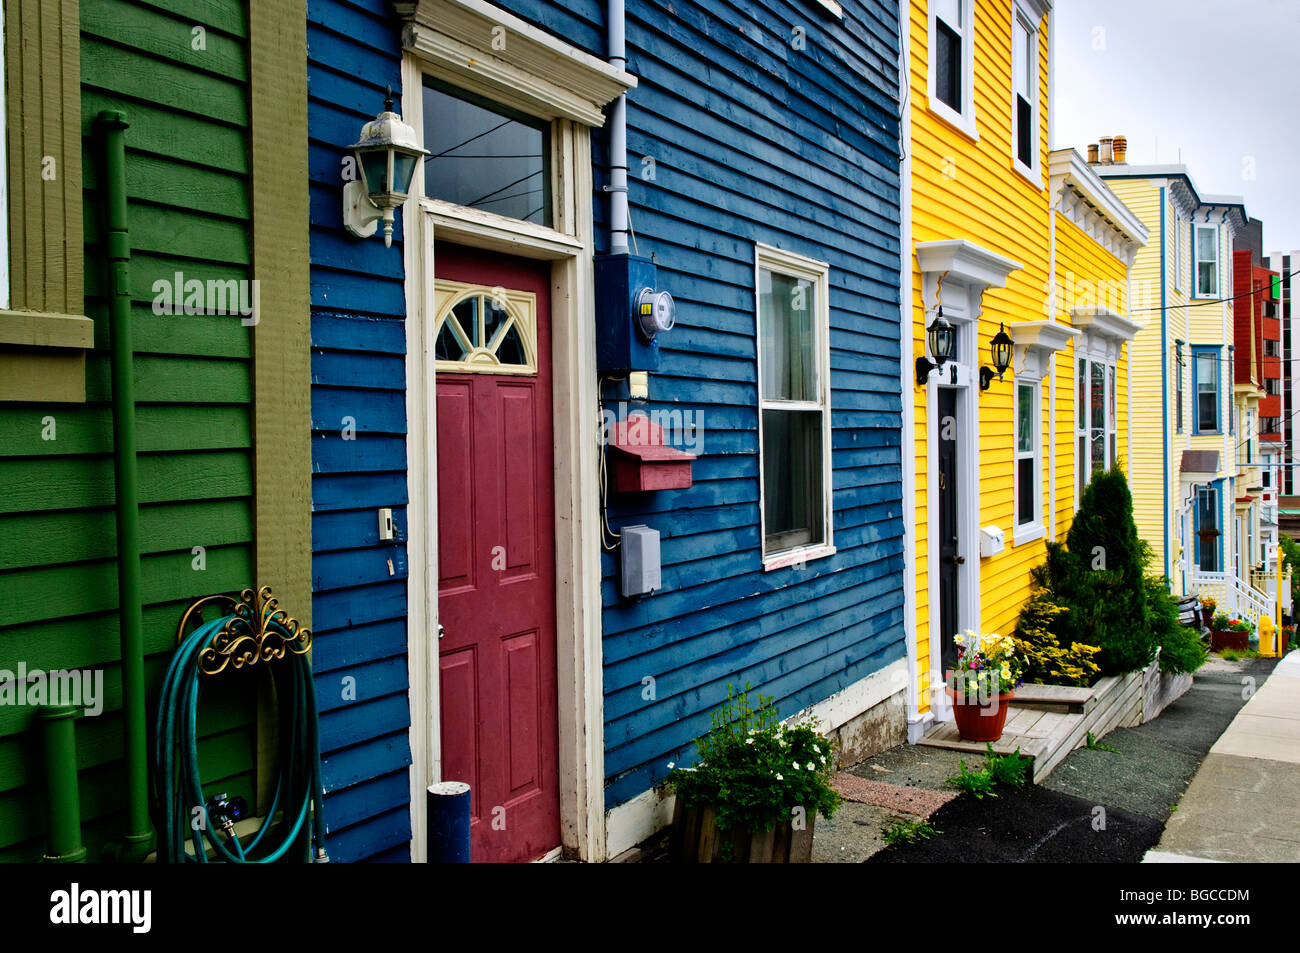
[916,308,956,386]
[343,87,429,248]
[979,323,1014,390]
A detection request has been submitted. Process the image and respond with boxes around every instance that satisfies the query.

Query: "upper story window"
[756,244,833,568]
[422,79,551,227]
[1174,342,1185,433]
[929,0,976,138]
[1195,225,1219,298]
[1011,5,1040,176]
[1192,346,1219,434]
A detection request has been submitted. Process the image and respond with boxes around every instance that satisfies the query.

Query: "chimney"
[1098,137,1113,164]
[1087,143,1099,164]
[1112,135,1127,164]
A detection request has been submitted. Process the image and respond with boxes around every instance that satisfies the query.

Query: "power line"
[1130,265,1297,314]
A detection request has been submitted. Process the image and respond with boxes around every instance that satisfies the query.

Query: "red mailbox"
[608,415,695,493]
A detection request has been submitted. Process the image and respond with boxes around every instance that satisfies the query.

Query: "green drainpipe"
[96,110,152,862]
[39,706,87,863]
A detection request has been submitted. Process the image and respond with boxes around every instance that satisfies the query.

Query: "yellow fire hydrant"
[1258,615,1277,658]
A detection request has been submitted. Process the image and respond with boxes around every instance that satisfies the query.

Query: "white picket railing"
[1189,571,1276,629]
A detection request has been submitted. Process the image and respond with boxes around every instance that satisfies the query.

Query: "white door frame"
[399,9,627,861]
[923,279,981,721]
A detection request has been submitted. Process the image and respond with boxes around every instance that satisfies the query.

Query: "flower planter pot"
[667,800,815,863]
[948,690,1014,742]
[1200,608,1214,629]
[1210,629,1249,652]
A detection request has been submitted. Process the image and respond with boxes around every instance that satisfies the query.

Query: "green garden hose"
[153,614,327,863]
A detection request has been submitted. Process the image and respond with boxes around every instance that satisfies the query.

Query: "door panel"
[938,387,959,675]
[434,243,559,863]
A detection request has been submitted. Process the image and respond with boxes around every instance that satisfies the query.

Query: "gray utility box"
[620,524,661,598]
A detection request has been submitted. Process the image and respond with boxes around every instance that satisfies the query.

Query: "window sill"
[1012,522,1046,548]
[927,96,979,143]
[0,309,95,404]
[763,543,836,572]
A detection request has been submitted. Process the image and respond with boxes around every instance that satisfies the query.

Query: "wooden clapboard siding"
[0,0,257,861]
[307,0,412,862]
[1054,211,1132,542]
[1105,179,1170,576]
[909,0,1052,705]
[494,0,904,809]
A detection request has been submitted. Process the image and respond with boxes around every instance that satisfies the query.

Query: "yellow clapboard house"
[901,0,1147,740]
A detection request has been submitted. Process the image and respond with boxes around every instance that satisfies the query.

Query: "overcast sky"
[1053,0,1300,252]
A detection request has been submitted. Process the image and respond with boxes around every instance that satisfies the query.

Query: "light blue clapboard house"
[308,0,908,862]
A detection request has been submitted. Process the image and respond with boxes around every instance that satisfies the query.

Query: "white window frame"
[1075,354,1118,505]
[1010,2,1041,184]
[1013,377,1044,545]
[928,0,978,141]
[1194,223,1219,299]
[755,243,835,571]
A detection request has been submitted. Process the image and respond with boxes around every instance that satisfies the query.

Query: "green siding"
[0,0,255,861]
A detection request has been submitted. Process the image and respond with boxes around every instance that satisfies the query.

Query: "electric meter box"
[620,524,662,598]
[595,253,661,373]
[979,525,1005,558]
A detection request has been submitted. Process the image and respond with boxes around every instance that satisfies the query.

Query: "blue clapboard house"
[308,0,907,862]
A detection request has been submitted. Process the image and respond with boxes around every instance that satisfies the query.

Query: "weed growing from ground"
[946,759,997,798]
[882,818,940,845]
[985,743,1030,786]
[1085,731,1119,754]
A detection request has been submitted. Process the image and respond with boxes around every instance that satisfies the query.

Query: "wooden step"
[1010,683,1095,714]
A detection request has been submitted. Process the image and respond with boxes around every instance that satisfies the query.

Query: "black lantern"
[916,308,957,386]
[979,323,1015,390]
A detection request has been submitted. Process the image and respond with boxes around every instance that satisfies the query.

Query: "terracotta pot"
[668,801,815,863]
[1210,629,1250,652]
[948,689,1014,742]
[1200,608,1214,628]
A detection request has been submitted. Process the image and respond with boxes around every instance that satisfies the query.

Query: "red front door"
[433,244,560,862]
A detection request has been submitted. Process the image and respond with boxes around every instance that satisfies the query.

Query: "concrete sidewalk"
[1145,650,1300,863]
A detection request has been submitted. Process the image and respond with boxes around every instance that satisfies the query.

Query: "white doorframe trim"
[401,47,608,863]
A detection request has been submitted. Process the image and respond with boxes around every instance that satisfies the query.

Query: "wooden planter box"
[668,800,814,863]
[1210,629,1250,652]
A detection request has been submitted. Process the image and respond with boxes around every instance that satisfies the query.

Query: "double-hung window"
[1195,485,1221,573]
[1077,355,1118,499]
[1011,6,1039,175]
[1015,380,1042,536]
[1195,225,1219,298]
[1174,341,1185,433]
[1192,346,1220,434]
[756,245,833,567]
[930,0,976,137]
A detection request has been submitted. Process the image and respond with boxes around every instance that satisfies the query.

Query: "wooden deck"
[918,672,1146,782]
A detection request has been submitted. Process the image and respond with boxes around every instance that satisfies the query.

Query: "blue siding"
[308,0,412,862]
[494,0,905,809]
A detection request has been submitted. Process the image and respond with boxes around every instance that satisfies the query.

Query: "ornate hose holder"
[175,586,312,674]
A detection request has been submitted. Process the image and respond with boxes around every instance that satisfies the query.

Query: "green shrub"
[1279,535,1300,604]
[1033,469,1156,675]
[1146,576,1208,674]
[1013,589,1102,686]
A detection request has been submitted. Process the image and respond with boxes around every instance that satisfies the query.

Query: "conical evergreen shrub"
[1035,468,1157,675]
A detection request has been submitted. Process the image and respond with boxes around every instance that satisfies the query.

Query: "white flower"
[792,762,801,770]
[807,763,815,771]
[667,762,675,769]
[745,737,754,745]
[819,755,827,764]
[775,773,784,781]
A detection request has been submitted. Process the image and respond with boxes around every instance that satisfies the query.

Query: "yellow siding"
[909,1,1144,714]
[910,0,1052,712]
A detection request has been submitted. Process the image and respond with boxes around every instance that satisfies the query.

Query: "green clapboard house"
[0,0,311,861]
